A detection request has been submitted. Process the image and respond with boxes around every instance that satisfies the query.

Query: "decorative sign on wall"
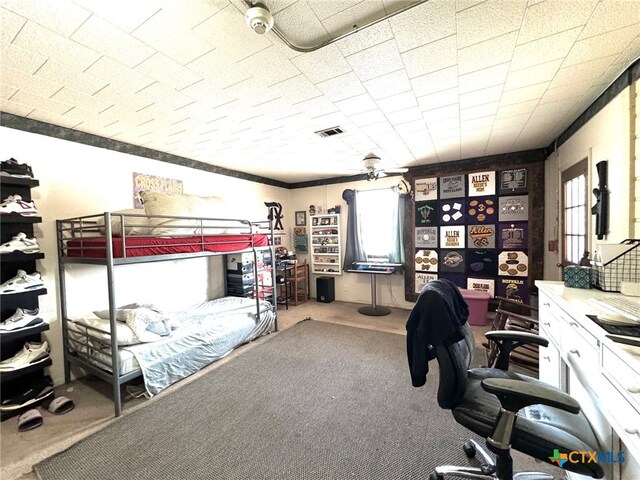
[499,168,528,195]
[133,172,183,208]
[415,227,438,248]
[412,168,531,302]
[440,175,466,198]
[415,177,438,201]
[468,171,496,196]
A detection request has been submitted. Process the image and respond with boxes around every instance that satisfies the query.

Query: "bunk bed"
[56,209,277,416]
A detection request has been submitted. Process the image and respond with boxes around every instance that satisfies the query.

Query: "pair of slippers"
[17,395,75,432]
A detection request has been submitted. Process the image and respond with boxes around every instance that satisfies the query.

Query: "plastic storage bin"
[460,288,491,325]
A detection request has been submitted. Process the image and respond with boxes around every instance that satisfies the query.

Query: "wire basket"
[591,239,640,292]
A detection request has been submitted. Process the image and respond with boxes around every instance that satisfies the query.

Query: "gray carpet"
[34,320,556,480]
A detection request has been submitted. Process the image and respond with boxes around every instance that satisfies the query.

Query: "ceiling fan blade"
[382,167,408,173]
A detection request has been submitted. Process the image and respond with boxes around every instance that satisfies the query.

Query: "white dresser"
[536,281,640,480]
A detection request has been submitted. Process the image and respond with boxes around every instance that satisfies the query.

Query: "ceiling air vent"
[315,126,344,138]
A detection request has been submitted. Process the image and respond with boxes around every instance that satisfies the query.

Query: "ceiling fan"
[361,154,408,181]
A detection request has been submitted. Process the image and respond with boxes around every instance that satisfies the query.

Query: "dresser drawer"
[602,345,640,414]
[538,292,564,349]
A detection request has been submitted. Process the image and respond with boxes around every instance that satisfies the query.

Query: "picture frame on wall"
[295,211,306,226]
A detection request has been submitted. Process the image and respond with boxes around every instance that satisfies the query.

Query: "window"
[357,189,398,261]
[561,160,588,265]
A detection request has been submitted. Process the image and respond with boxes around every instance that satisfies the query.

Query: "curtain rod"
[355,185,399,193]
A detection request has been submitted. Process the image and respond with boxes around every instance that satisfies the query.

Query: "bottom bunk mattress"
[68,297,275,395]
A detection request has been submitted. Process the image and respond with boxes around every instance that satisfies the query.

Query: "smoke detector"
[245,3,274,35]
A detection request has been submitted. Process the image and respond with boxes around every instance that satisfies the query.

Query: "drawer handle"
[569,321,579,328]
[543,302,550,307]
[624,427,639,436]
[542,321,551,327]
[627,386,640,394]
[542,355,551,361]
[569,349,580,357]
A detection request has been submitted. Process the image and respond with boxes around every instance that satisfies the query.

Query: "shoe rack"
[0,175,50,421]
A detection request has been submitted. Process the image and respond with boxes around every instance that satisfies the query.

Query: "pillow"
[93,303,143,322]
[141,191,225,235]
[96,208,150,236]
[125,307,171,343]
[70,317,140,346]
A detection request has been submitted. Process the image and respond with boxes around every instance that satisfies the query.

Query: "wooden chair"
[483,296,541,377]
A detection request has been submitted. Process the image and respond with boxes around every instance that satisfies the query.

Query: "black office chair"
[407,280,604,480]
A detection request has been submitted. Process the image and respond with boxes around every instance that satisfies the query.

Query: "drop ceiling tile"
[460,141,488,159]
[334,93,377,116]
[386,106,423,125]
[307,0,361,22]
[71,15,155,69]
[360,120,395,137]
[394,118,428,136]
[496,99,539,119]
[362,69,411,100]
[27,107,81,128]
[134,82,195,111]
[456,0,485,13]
[504,59,563,91]
[423,104,459,122]
[291,44,352,84]
[135,53,202,91]
[539,78,603,104]
[321,0,388,39]
[97,101,154,125]
[268,74,322,105]
[2,0,90,37]
[185,50,252,90]
[350,108,387,127]
[429,123,460,140]
[293,95,340,118]
[402,35,456,78]
[549,55,618,89]
[1,66,62,98]
[13,21,100,71]
[434,139,461,162]
[510,27,582,70]
[315,72,366,102]
[531,97,580,118]
[563,23,639,67]
[84,56,154,94]
[456,0,526,49]
[0,7,26,43]
[11,90,72,115]
[389,0,456,52]
[1,84,17,100]
[458,31,518,75]
[376,91,418,114]
[346,39,403,82]
[158,0,227,29]
[71,0,161,33]
[492,113,531,130]
[0,98,33,116]
[193,4,272,62]
[461,115,495,132]
[0,41,47,74]
[410,66,458,97]
[459,85,503,110]
[417,87,458,111]
[336,20,394,57]
[31,59,106,95]
[500,82,549,106]
[459,63,509,94]
[579,0,640,40]
[237,46,301,88]
[517,0,597,45]
[269,1,331,49]
[460,101,499,120]
[132,9,213,65]
[50,86,113,114]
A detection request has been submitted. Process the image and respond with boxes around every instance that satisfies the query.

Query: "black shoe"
[0,376,54,411]
[0,158,34,178]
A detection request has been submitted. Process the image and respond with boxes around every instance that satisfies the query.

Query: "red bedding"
[66,234,270,258]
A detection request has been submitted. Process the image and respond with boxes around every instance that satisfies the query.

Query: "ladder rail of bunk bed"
[56,211,277,417]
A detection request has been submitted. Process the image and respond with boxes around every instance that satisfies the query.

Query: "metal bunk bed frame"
[56,211,277,416]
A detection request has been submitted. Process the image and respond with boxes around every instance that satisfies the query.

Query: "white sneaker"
[0,270,44,294]
[0,341,49,371]
[0,308,44,332]
[0,232,40,254]
[0,195,38,216]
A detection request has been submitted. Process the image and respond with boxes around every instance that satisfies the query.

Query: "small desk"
[347,263,402,316]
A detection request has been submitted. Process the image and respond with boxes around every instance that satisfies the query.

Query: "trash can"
[459,289,491,325]
[317,276,335,303]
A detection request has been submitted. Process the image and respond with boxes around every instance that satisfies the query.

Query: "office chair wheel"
[429,472,444,480]
[462,441,476,458]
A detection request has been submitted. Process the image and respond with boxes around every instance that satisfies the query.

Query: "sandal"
[44,395,75,415]
[18,409,43,431]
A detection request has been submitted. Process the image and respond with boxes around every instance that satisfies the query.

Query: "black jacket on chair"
[406,279,469,387]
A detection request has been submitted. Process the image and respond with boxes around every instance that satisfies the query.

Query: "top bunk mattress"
[65,234,270,259]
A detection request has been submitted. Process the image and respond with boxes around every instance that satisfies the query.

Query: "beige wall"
[544,82,636,280]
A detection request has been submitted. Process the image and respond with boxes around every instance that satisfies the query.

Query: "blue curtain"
[342,189,367,270]
[388,192,405,263]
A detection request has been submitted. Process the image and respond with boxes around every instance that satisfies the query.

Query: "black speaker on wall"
[316,276,335,303]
